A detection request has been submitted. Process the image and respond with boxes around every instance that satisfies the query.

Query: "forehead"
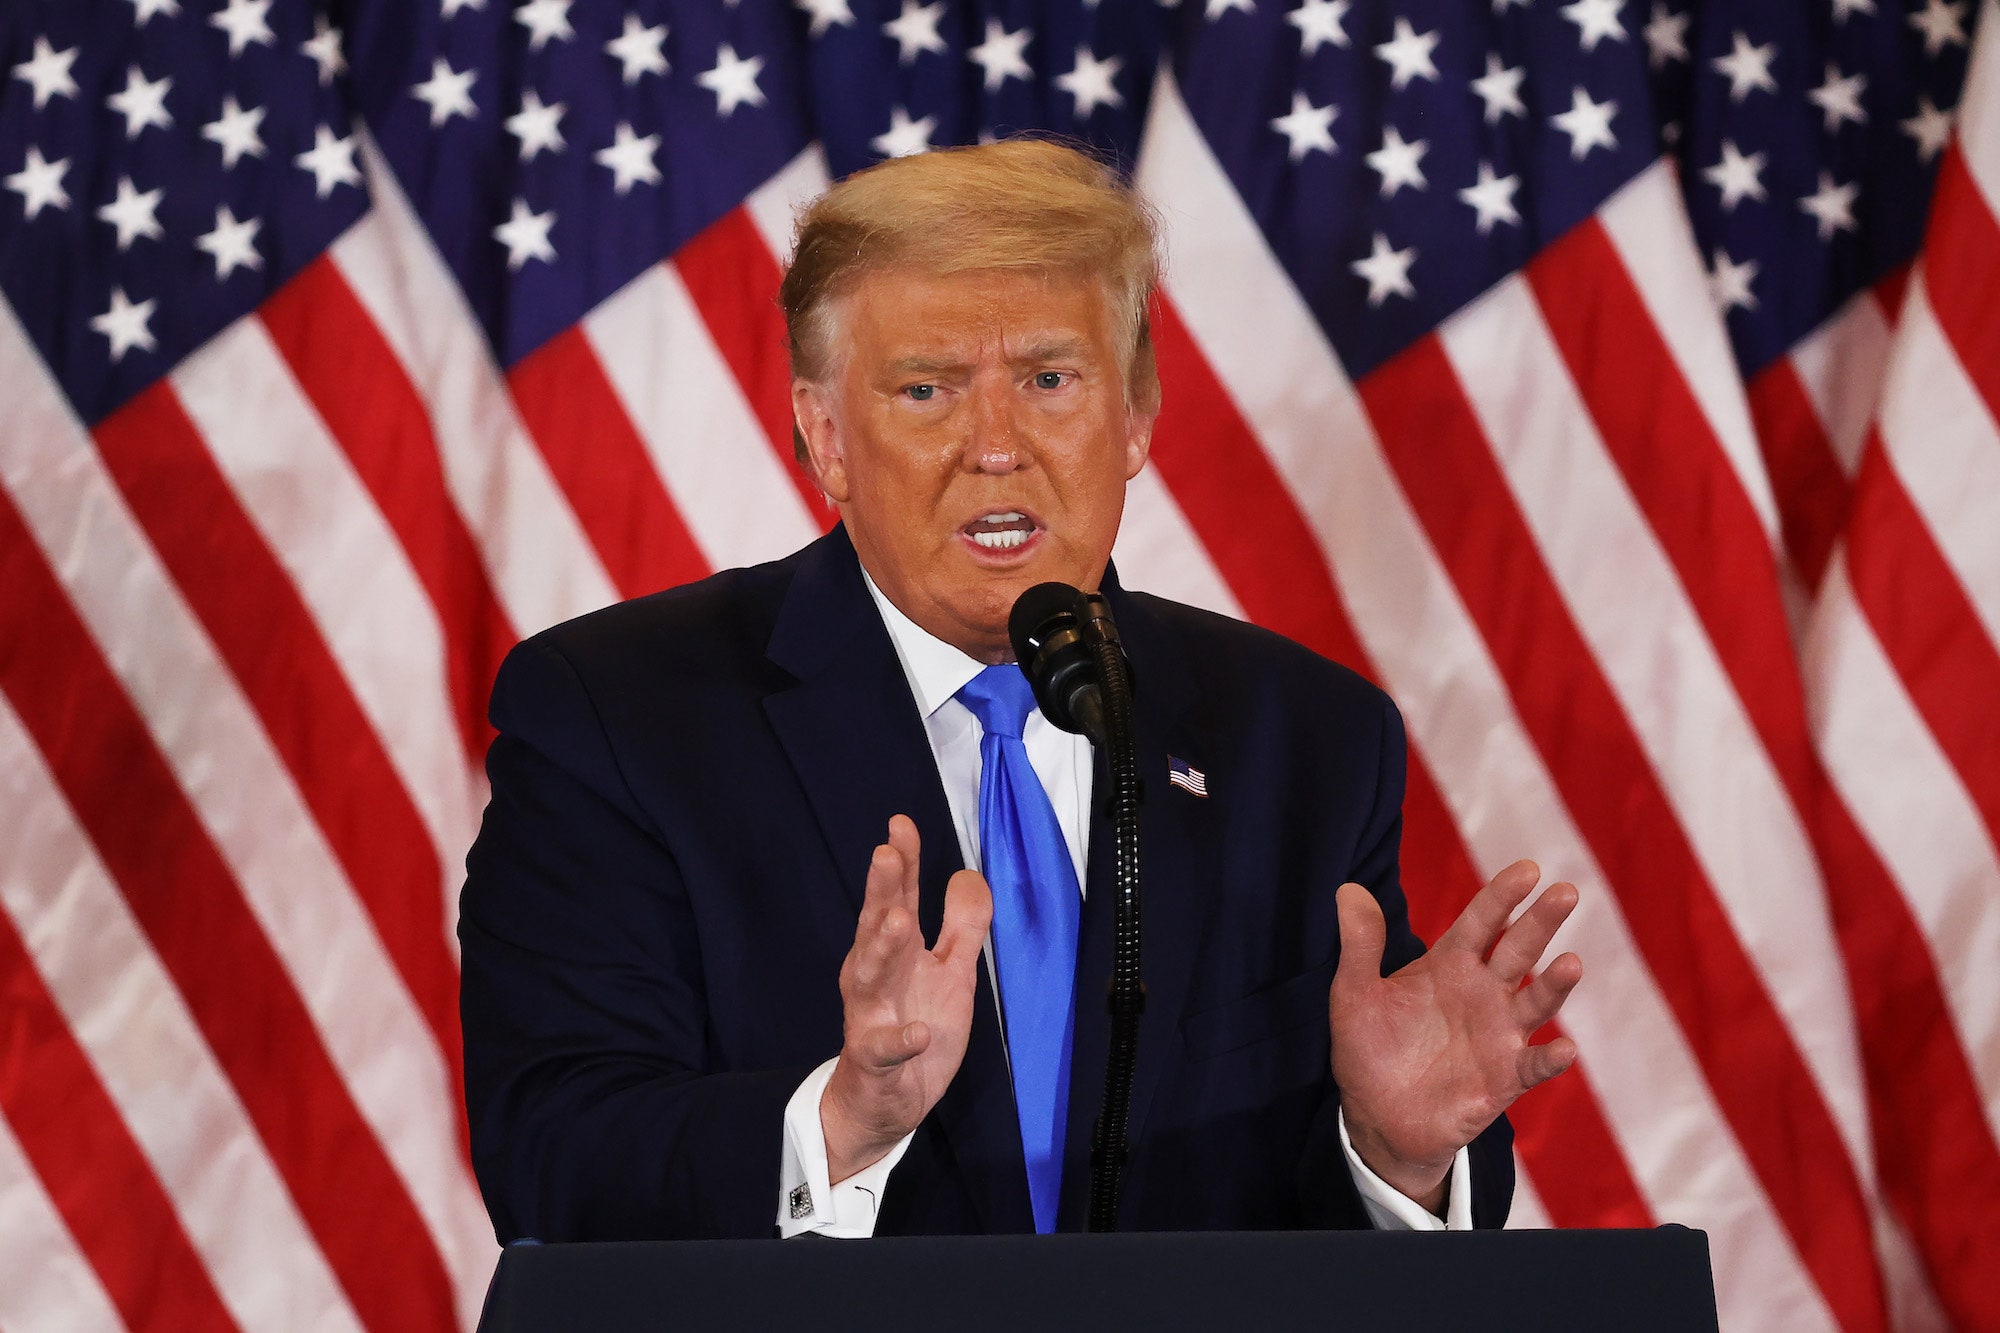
[841,266,1117,355]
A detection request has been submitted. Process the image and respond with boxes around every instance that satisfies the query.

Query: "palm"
[1330,861,1582,1196]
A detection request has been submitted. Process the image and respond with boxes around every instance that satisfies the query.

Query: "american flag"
[0,0,1994,1326]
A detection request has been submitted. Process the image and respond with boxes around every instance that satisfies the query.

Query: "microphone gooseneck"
[1009,582,1144,1234]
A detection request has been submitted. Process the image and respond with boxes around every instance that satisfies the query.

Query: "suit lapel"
[762,527,1032,1233]
[1058,575,1213,1229]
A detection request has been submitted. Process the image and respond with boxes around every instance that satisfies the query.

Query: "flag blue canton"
[0,0,366,426]
[1,0,1975,428]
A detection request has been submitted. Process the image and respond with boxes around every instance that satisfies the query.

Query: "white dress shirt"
[776,574,1471,1236]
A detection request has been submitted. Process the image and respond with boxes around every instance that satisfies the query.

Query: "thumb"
[935,869,994,968]
[1334,882,1387,989]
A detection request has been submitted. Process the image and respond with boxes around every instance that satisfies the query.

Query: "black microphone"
[1008,579,1144,1233]
[1008,581,1125,746]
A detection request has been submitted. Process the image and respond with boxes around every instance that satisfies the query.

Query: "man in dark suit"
[459,139,1582,1243]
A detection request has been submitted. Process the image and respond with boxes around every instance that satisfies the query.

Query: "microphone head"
[1008,582,1098,738]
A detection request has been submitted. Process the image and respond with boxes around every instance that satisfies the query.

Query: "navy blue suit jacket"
[459,525,1514,1242]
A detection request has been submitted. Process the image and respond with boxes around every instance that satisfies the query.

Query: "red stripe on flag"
[672,208,834,531]
[1845,437,2000,869]
[0,895,235,1332]
[1360,335,1888,1331]
[1145,296,1651,1232]
[1745,360,1850,591]
[1531,221,2000,1328]
[507,327,710,600]
[260,255,518,764]
[1924,151,2000,436]
[0,479,456,1331]
[91,384,467,1143]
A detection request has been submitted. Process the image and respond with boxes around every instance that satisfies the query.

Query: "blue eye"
[1034,372,1066,390]
[907,384,936,401]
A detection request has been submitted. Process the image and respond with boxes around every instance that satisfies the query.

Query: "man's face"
[794,267,1156,663]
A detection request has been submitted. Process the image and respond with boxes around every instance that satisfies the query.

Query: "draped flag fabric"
[1,0,1996,1327]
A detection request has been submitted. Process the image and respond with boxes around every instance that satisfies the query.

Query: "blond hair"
[779,138,1162,462]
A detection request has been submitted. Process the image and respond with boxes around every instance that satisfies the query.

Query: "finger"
[857,839,905,937]
[1518,1034,1578,1091]
[850,1020,930,1071]
[1487,880,1579,987]
[935,869,994,968]
[1512,952,1583,1032]
[886,815,922,911]
[1434,859,1541,959]
[849,901,915,993]
[1333,883,1387,990]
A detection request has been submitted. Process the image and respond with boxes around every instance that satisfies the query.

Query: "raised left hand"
[1329,860,1583,1211]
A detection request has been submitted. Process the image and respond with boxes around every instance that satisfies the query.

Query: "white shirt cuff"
[1337,1107,1473,1231]
[777,1057,915,1238]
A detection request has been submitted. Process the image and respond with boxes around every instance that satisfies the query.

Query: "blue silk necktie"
[956,664,1080,1234]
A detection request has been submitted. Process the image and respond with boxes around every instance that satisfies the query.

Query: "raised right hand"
[821,815,992,1183]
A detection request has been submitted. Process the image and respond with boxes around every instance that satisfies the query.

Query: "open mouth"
[962,510,1040,552]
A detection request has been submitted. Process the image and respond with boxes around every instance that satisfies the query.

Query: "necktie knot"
[956,663,1038,740]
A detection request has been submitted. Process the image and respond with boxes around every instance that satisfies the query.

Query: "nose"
[967,374,1026,474]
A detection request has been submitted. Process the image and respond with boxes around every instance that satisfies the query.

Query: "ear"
[1122,403,1157,481]
[792,381,850,503]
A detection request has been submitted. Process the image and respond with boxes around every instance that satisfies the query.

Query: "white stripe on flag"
[583,262,820,572]
[0,1111,125,1333]
[1787,287,1895,478]
[0,691,363,1333]
[340,135,618,638]
[745,144,834,265]
[1112,465,1247,621]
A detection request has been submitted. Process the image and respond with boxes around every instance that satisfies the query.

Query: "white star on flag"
[699,45,767,116]
[1799,172,1859,239]
[1808,64,1869,132]
[1204,0,1255,20]
[195,205,263,280]
[514,0,575,51]
[202,97,267,169]
[1287,0,1350,55]
[505,91,567,161]
[1471,53,1527,124]
[1712,30,1778,102]
[1830,0,1876,19]
[1561,0,1627,51]
[595,123,661,194]
[1703,139,1767,210]
[1366,126,1429,196]
[1642,4,1689,67]
[5,147,70,219]
[1374,19,1440,90]
[1458,162,1522,233]
[493,198,557,270]
[968,20,1033,91]
[1270,92,1337,162]
[1351,232,1417,306]
[442,0,483,17]
[90,287,157,361]
[606,15,670,83]
[1551,87,1619,159]
[295,124,362,197]
[123,0,179,25]
[106,66,173,139]
[1901,96,1955,162]
[413,59,478,126]
[1708,248,1758,312]
[12,38,79,110]
[209,0,275,58]
[796,0,855,38]
[1057,47,1125,118]
[871,106,938,159]
[96,175,164,251]
[1906,0,1969,56]
[301,17,347,86]
[882,1,948,64]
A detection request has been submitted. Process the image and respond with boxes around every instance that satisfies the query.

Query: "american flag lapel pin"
[1167,756,1209,797]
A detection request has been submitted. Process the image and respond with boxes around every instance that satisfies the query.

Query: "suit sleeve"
[459,635,813,1243]
[1296,691,1516,1229]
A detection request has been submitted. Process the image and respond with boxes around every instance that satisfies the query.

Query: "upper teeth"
[978,512,1024,524]
[972,529,1030,549]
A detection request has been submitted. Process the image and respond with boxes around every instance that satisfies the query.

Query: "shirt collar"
[861,568,987,720]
